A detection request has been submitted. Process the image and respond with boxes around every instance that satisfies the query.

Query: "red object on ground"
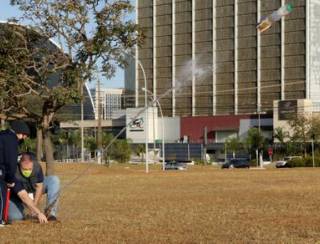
[3,188,11,223]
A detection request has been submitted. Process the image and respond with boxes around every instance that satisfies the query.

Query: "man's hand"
[37,212,48,224]
[17,189,48,224]
[7,182,15,188]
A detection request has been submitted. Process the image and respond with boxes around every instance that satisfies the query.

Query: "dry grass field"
[2,163,320,243]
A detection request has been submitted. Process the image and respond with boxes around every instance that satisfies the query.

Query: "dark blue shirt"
[13,161,44,195]
[0,129,19,183]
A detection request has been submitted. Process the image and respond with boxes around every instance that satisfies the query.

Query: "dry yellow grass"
[2,164,320,243]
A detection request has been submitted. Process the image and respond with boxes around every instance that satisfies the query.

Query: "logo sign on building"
[129,117,144,131]
[278,100,297,120]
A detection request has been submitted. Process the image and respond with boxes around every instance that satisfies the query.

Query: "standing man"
[0,120,30,225]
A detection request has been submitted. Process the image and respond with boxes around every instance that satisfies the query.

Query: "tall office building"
[136,0,320,117]
[93,87,123,120]
[124,54,136,108]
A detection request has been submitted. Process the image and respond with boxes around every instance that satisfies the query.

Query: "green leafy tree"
[1,0,142,174]
[85,136,97,154]
[245,128,265,158]
[110,139,131,164]
[135,144,146,161]
[225,137,242,158]
[289,115,311,157]
[102,133,114,149]
[20,138,36,153]
[309,116,320,143]
[273,127,289,156]
[274,127,288,144]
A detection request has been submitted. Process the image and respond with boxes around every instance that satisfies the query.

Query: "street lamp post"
[142,88,166,171]
[136,60,149,173]
[256,105,267,168]
[258,105,262,168]
[311,132,316,168]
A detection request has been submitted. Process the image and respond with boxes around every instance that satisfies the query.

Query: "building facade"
[136,0,320,117]
[124,54,136,108]
[93,87,123,120]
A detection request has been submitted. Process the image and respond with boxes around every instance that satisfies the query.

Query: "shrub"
[287,157,305,167]
[20,138,36,152]
[287,156,320,167]
[109,139,131,164]
[250,159,258,167]
[304,156,320,167]
[194,159,208,165]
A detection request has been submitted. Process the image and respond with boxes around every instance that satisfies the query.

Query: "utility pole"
[257,104,265,168]
[203,126,208,164]
[312,133,315,168]
[81,83,84,162]
[97,78,102,164]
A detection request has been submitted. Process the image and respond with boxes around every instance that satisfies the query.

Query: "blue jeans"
[9,176,60,221]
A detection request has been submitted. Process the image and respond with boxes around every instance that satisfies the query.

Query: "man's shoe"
[0,220,10,226]
[47,215,58,222]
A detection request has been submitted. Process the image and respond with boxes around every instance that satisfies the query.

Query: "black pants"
[0,181,7,222]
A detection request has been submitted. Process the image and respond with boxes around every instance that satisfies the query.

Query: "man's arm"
[17,190,48,223]
[34,183,43,206]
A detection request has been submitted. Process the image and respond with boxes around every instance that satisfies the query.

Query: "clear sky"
[0,1,136,89]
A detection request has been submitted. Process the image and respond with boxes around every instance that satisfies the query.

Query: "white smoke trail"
[158,57,213,99]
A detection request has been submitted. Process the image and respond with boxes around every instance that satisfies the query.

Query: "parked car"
[221,158,250,169]
[165,161,187,171]
[275,156,302,168]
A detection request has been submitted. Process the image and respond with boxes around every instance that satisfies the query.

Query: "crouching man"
[9,153,60,223]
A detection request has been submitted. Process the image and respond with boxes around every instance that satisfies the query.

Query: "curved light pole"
[142,88,166,171]
[102,52,149,173]
[136,59,149,173]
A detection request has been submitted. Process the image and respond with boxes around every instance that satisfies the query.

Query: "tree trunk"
[36,127,43,162]
[1,119,5,130]
[43,129,55,175]
[43,114,55,175]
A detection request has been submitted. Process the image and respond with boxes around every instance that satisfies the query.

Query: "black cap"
[10,120,30,136]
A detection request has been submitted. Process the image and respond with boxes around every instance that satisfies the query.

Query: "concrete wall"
[157,117,180,143]
[126,107,158,143]
[126,107,180,143]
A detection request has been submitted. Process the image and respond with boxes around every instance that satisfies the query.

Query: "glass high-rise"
[134,0,320,117]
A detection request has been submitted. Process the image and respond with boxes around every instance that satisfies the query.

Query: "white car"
[165,162,187,171]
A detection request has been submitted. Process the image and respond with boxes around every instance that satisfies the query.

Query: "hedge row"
[287,156,320,167]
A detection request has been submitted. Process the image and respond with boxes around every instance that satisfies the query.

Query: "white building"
[93,87,123,120]
[126,107,180,144]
